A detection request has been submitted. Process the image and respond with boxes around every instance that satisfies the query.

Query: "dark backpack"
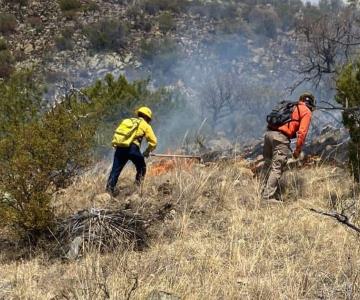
[266,101,298,128]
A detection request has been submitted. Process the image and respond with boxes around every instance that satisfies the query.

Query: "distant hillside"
[0,0,328,87]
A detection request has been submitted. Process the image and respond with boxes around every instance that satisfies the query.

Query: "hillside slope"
[1,159,359,299]
[0,0,306,88]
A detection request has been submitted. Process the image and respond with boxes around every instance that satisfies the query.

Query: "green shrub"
[55,28,74,51]
[190,2,239,20]
[84,19,127,51]
[0,50,14,78]
[0,72,95,239]
[140,38,182,84]
[0,38,8,51]
[0,71,177,240]
[336,60,360,181]
[55,35,74,51]
[140,38,176,61]
[13,49,26,62]
[83,1,99,13]
[4,0,28,5]
[58,0,81,11]
[158,12,175,33]
[26,16,43,31]
[62,27,75,38]
[217,18,251,36]
[126,4,141,19]
[84,73,177,153]
[134,18,152,32]
[127,7,152,32]
[0,13,17,35]
[248,6,280,39]
[142,0,190,15]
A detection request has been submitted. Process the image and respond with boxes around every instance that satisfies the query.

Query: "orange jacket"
[278,101,312,152]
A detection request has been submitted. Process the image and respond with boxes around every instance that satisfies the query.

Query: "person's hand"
[293,149,301,159]
[143,149,150,158]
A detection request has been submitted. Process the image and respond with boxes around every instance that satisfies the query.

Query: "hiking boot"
[105,186,119,197]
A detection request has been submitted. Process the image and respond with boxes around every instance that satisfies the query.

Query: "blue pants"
[106,144,146,190]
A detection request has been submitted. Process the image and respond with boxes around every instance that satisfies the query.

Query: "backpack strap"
[132,117,144,145]
[287,104,301,128]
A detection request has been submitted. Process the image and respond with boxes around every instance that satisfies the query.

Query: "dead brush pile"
[57,208,148,258]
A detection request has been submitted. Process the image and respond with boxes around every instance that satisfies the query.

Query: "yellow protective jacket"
[132,117,157,152]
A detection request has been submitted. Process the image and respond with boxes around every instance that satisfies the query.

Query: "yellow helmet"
[137,106,153,120]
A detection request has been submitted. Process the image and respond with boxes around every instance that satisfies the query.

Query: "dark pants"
[106,144,146,191]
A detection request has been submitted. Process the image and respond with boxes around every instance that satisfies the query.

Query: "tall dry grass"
[1,159,360,299]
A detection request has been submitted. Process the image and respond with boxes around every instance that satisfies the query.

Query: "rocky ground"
[1,0,299,88]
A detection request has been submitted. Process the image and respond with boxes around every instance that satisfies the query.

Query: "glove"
[143,149,150,158]
[293,148,301,159]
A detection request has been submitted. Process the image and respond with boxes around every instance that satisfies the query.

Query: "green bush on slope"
[0,38,14,78]
[0,72,94,239]
[0,13,17,35]
[142,0,190,15]
[58,0,81,11]
[83,19,128,51]
[336,60,360,181]
[0,72,175,240]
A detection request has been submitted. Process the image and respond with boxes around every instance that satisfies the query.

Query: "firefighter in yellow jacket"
[106,107,157,195]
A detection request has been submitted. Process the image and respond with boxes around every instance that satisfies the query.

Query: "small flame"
[149,157,195,176]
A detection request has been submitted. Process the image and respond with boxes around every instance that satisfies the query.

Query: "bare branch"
[294,9,360,88]
[309,208,360,234]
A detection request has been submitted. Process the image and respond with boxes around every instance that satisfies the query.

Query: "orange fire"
[149,158,195,176]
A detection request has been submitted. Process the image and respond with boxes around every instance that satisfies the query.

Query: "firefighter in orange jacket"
[106,107,157,195]
[262,93,316,202]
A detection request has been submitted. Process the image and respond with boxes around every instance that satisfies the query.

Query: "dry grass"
[1,159,360,299]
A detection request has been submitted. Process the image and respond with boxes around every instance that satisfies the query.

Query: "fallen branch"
[309,208,360,234]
